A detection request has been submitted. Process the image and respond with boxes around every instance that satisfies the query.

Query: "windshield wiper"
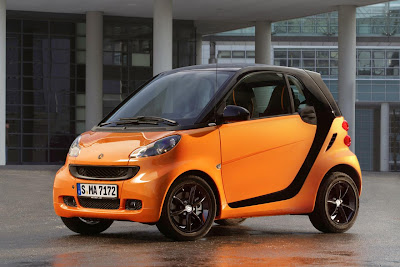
[99,116,179,127]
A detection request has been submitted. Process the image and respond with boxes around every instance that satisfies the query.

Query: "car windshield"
[103,70,233,127]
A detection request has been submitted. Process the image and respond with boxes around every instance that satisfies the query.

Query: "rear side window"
[287,75,309,112]
[287,75,317,125]
[226,72,292,119]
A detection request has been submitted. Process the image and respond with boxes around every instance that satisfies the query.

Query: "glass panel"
[317,60,329,67]
[373,51,385,59]
[76,23,86,36]
[274,50,287,58]
[246,51,255,58]
[316,51,329,58]
[22,149,48,163]
[303,59,315,67]
[288,59,300,67]
[288,51,301,58]
[330,51,338,59]
[226,72,290,118]
[7,20,21,32]
[316,68,329,76]
[6,149,20,163]
[132,53,151,67]
[6,120,21,134]
[6,105,21,119]
[50,149,68,162]
[23,21,48,34]
[217,51,231,58]
[287,75,308,112]
[232,51,245,58]
[372,68,385,76]
[50,22,75,35]
[23,134,48,148]
[23,120,48,134]
[302,50,315,58]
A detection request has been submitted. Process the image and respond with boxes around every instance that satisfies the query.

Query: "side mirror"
[222,105,250,122]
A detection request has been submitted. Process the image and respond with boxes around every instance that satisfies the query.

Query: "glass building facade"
[204,1,400,171]
[5,12,196,164]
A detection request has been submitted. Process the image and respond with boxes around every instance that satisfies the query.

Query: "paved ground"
[0,166,399,266]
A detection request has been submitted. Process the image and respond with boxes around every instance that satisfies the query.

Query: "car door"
[219,72,317,206]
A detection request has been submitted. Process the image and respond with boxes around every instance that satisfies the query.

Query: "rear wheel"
[156,175,216,241]
[215,218,246,226]
[61,217,113,235]
[309,172,359,233]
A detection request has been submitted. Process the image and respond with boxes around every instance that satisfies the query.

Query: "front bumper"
[53,160,175,223]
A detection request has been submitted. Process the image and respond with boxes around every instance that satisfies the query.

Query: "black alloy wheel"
[309,172,359,233]
[326,181,357,224]
[156,175,216,241]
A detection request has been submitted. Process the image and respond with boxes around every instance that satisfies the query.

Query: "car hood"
[70,130,175,165]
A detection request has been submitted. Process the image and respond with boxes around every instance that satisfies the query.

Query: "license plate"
[77,183,118,199]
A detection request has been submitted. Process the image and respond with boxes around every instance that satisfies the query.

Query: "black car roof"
[162,63,319,76]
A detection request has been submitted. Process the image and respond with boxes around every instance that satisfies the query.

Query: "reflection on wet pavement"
[47,224,362,266]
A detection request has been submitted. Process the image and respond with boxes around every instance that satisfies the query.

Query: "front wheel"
[156,175,216,241]
[61,217,114,235]
[309,172,359,233]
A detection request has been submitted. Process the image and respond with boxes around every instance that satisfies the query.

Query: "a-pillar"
[85,11,103,130]
[153,0,173,75]
[380,102,390,171]
[255,21,272,65]
[196,33,202,65]
[338,6,356,152]
[0,0,6,165]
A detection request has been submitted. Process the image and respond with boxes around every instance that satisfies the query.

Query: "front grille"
[69,165,139,180]
[78,197,120,210]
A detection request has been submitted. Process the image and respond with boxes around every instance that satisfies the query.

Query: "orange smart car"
[54,64,361,241]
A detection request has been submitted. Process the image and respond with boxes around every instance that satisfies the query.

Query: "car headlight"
[68,135,81,157]
[130,135,181,158]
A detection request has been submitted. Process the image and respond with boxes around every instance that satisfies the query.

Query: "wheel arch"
[170,170,222,217]
[324,164,362,195]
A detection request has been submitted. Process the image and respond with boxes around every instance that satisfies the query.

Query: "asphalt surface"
[0,166,399,266]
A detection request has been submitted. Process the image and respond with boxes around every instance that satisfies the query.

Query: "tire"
[309,172,359,233]
[156,175,217,241]
[215,218,246,226]
[61,217,114,235]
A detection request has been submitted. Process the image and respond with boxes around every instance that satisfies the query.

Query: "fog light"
[63,196,77,207]
[125,199,142,210]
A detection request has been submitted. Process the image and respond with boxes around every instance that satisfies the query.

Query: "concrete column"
[153,0,173,75]
[208,41,217,64]
[255,21,272,65]
[0,0,6,165]
[85,11,103,130]
[380,103,390,171]
[338,6,356,152]
[196,33,202,65]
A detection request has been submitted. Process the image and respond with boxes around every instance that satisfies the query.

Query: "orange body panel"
[219,115,316,203]
[53,116,361,223]
[217,116,361,220]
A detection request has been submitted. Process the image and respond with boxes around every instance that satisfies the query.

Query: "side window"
[226,72,292,119]
[287,75,317,125]
[287,75,308,112]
